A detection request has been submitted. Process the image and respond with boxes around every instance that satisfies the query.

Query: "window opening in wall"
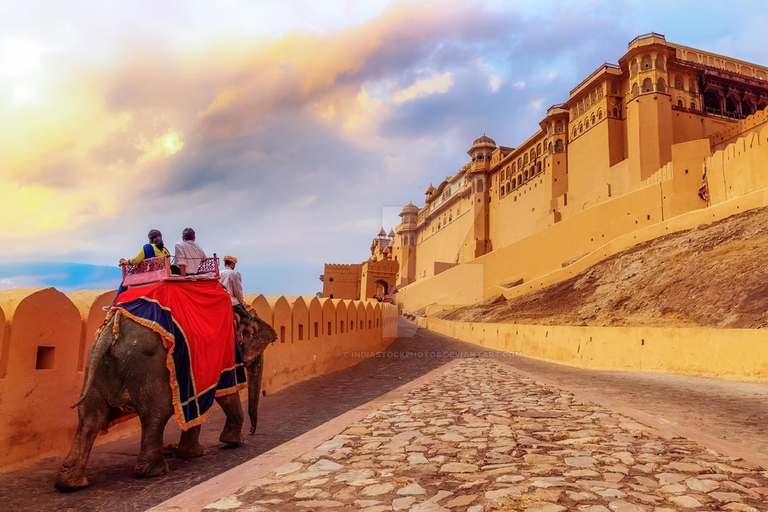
[330,294,334,298]
[340,321,344,333]
[360,320,363,329]
[36,346,55,370]
[350,320,354,330]
[280,326,286,344]
[329,277,334,282]
[314,322,319,337]
[327,321,332,335]
[368,320,372,329]
[376,319,380,327]
[298,324,304,341]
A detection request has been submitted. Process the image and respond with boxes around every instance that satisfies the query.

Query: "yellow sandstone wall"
[418,316,768,383]
[398,110,768,314]
[0,289,397,473]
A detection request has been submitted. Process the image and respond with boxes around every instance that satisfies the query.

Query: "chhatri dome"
[470,134,496,150]
[400,202,419,215]
[378,227,387,237]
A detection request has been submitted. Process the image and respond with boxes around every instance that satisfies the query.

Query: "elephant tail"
[72,310,121,408]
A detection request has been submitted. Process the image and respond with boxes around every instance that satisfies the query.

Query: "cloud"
[2,0,768,295]
[392,72,454,105]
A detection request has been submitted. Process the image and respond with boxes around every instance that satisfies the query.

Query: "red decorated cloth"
[113,279,246,429]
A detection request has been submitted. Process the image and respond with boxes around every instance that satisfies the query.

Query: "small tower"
[466,135,495,257]
[396,202,419,287]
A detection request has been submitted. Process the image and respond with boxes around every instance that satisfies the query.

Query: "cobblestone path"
[202,359,768,512]
[2,321,768,511]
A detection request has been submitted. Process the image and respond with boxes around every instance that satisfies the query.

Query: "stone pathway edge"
[496,358,768,469]
[148,359,465,512]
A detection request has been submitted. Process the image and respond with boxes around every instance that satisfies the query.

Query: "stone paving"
[203,359,768,512]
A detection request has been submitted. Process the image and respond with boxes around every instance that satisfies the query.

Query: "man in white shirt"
[173,228,207,276]
[220,255,251,336]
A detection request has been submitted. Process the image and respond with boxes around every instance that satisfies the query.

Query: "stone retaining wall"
[417,317,768,383]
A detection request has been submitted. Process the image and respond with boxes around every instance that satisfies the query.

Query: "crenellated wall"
[0,289,397,473]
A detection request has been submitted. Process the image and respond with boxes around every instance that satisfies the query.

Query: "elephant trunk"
[246,354,263,435]
[72,310,120,408]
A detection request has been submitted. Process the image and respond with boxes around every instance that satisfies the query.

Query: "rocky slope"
[439,206,768,329]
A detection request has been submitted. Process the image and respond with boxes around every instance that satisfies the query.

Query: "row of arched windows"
[571,108,606,139]
[630,78,667,98]
[499,161,543,198]
[472,152,493,162]
[629,53,666,78]
[572,87,605,117]
[672,74,698,93]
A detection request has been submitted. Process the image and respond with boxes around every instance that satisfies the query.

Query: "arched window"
[675,74,684,89]
[477,154,483,161]
[548,142,553,153]
[555,139,564,152]
[572,126,577,138]
[655,54,665,70]
[501,170,505,180]
[537,161,542,174]
[536,143,542,156]
[591,114,596,124]
[512,162,517,172]
[630,60,638,78]
[689,79,697,93]
[641,54,652,70]
[656,78,667,93]
[677,99,683,107]
[584,118,589,128]
[524,154,529,165]
[642,78,653,93]
[631,82,639,98]
[598,109,603,120]
[579,122,583,133]
[500,187,505,198]
[518,157,522,168]
[529,148,535,160]
[690,100,696,110]
[506,182,511,193]
[524,170,529,181]
[613,107,618,117]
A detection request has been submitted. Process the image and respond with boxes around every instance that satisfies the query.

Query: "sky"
[1,0,767,294]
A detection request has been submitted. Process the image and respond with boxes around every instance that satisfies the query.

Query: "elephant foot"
[163,443,178,457]
[134,458,169,479]
[219,425,244,446]
[54,467,90,492]
[175,442,206,459]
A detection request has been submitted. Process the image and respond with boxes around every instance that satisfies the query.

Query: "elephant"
[54,306,277,492]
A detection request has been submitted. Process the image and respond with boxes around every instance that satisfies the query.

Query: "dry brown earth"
[440,206,768,329]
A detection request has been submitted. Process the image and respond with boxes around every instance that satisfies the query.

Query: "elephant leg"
[247,353,264,435]
[216,393,244,445]
[176,426,206,458]
[54,393,111,492]
[135,411,172,478]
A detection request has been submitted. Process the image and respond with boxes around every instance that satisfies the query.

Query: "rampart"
[0,289,397,472]
[397,110,768,314]
[417,316,768,383]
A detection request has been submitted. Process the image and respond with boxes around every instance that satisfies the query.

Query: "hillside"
[439,206,768,329]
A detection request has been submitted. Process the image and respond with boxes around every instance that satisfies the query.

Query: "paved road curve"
[1,320,767,511]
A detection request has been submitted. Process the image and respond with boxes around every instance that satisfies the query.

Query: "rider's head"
[148,229,163,249]
[182,228,196,242]
[224,255,237,269]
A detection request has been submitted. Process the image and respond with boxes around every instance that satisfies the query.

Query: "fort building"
[322,33,768,302]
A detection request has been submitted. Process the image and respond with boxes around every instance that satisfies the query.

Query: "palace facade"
[321,33,768,300]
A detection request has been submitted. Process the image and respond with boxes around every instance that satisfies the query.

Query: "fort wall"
[0,289,397,473]
[418,316,768,383]
[397,111,768,314]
